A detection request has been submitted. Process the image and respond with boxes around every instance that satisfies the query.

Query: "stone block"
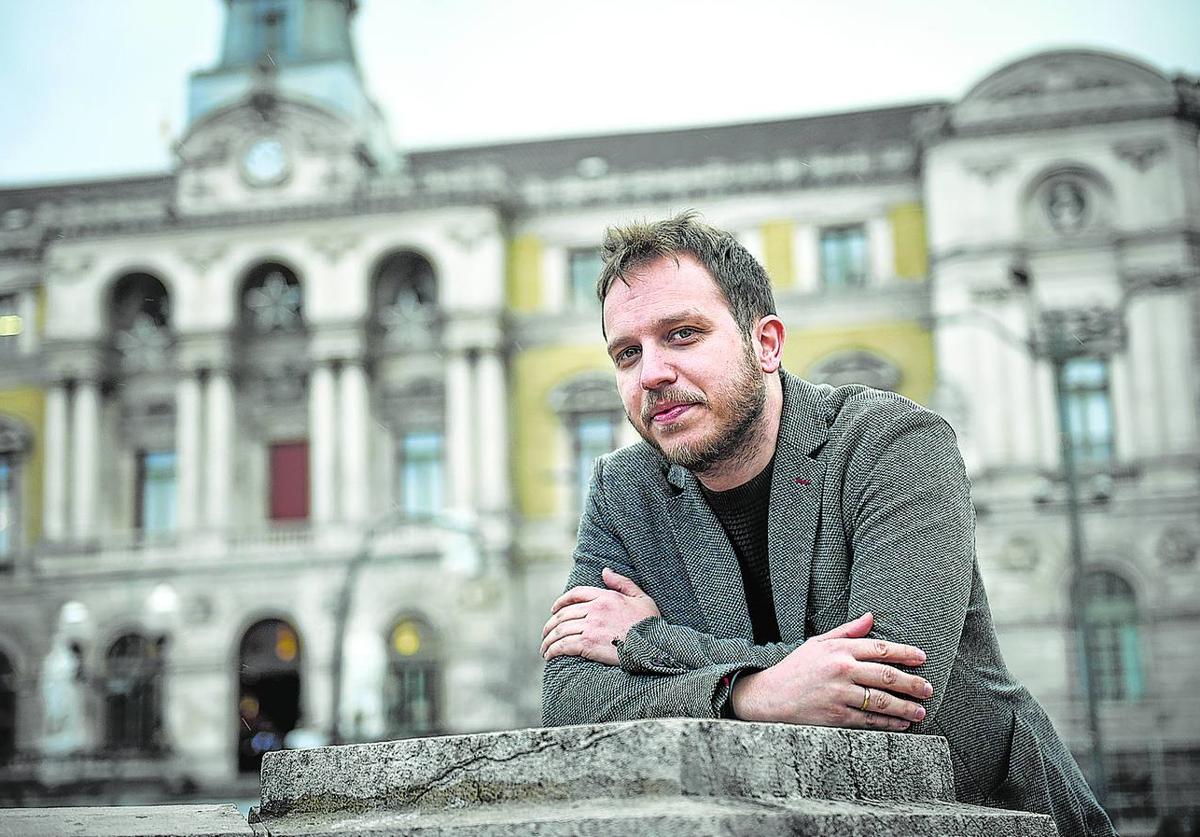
[253,719,1057,836]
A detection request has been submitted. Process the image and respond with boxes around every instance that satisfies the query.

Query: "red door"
[269,441,309,521]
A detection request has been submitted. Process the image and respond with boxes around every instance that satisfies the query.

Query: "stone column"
[309,362,338,523]
[204,370,235,531]
[42,383,69,541]
[175,373,203,531]
[444,351,474,513]
[70,380,100,541]
[17,291,37,354]
[474,349,508,514]
[338,360,370,522]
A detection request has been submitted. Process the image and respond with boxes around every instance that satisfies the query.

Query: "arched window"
[808,350,901,392]
[103,633,165,753]
[1078,571,1143,702]
[109,273,172,371]
[0,649,15,763]
[0,417,31,565]
[372,251,437,335]
[384,616,440,738]
[240,263,304,334]
[238,618,302,772]
[548,374,623,511]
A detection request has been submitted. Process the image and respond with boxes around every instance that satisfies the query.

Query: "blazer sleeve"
[841,404,975,732]
[618,618,798,675]
[541,457,749,726]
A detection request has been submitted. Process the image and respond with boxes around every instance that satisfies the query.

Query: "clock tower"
[174,0,394,213]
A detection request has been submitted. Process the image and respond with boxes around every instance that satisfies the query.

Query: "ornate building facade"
[0,2,1196,831]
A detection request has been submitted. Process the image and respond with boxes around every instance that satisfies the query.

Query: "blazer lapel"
[768,372,829,643]
[664,463,754,638]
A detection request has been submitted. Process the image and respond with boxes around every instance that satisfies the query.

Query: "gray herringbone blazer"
[542,370,1114,837]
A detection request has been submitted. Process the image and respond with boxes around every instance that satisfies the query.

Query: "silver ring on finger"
[860,687,871,712]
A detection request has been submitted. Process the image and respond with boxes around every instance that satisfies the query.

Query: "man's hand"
[731,612,932,731]
[541,568,661,665]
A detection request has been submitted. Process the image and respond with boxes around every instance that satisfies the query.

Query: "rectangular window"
[136,451,177,534]
[1061,358,1114,466]
[574,415,615,510]
[0,454,15,561]
[0,294,20,356]
[819,225,869,290]
[400,431,444,518]
[269,441,309,521]
[567,249,604,310]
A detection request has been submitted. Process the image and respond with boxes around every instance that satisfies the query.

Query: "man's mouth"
[650,403,695,423]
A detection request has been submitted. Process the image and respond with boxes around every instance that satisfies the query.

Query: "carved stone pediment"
[952,49,1178,133]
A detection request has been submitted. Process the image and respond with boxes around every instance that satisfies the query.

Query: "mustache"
[641,387,708,423]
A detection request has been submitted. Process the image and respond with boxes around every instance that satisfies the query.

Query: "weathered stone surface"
[0,803,253,837]
[258,719,955,816]
[253,719,1058,836]
[253,796,1056,836]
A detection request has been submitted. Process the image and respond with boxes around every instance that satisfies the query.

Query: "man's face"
[602,253,765,473]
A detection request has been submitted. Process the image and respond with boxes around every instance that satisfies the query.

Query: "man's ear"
[754,315,785,373]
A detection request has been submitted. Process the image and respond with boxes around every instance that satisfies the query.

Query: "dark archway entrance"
[0,650,15,762]
[237,619,301,773]
[103,633,165,753]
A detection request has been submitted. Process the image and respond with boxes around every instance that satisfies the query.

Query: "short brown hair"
[596,210,777,337]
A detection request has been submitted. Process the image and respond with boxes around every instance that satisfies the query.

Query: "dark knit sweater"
[699,458,780,644]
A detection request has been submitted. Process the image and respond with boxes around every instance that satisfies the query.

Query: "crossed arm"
[540,408,974,733]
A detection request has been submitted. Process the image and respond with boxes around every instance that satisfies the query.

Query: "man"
[540,212,1114,836]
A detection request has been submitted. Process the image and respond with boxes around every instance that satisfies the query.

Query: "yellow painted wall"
[0,388,46,547]
[761,220,795,290]
[512,345,612,519]
[783,321,935,404]
[889,203,928,280]
[506,235,544,313]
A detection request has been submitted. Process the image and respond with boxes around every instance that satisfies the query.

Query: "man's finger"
[601,567,645,597]
[542,603,592,637]
[539,618,586,657]
[816,612,873,642]
[844,684,926,723]
[857,662,933,699]
[543,634,585,661]
[843,637,926,666]
[847,707,912,732]
[550,586,605,614]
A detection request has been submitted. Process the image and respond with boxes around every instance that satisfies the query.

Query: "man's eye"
[615,346,639,364]
[671,327,697,340]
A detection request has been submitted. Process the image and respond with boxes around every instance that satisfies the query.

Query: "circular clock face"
[242,137,289,186]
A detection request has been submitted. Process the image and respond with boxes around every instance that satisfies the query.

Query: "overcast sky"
[0,0,1197,186]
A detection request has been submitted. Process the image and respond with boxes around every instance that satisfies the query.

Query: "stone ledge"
[257,719,958,818]
[0,803,253,837]
[252,796,1056,837]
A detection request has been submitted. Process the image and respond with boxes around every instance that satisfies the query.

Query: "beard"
[629,340,766,474]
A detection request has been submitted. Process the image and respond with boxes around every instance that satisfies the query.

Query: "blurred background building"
[0,0,1197,833]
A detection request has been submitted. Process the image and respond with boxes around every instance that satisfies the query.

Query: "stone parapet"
[252,719,1058,836]
[0,803,253,837]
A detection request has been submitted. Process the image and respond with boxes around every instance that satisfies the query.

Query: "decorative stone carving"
[1159,527,1197,567]
[310,234,359,264]
[1112,139,1167,172]
[962,157,1012,183]
[998,535,1040,572]
[179,243,227,274]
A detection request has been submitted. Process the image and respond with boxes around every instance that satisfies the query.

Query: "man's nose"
[639,347,676,390]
